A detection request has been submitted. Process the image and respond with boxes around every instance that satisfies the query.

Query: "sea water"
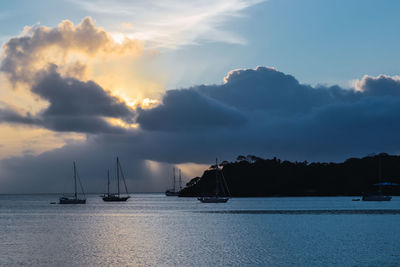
[0,194,399,266]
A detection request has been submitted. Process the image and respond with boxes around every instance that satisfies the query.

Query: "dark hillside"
[179,154,400,197]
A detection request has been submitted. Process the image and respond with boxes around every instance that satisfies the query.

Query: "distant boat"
[362,156,392,201]
[59,161,86,204]
[165,168,182,196]
[362,193,391,201]
[198,159,230,203]
[102,157,130,202]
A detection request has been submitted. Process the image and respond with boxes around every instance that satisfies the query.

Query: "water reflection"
[0,195,399,266]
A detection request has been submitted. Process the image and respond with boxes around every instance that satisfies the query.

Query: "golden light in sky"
[0,124,85,160]
[0,17,164,158]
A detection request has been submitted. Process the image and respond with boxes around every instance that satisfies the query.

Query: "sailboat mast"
[179,169,182,190]
[173,167,176,192]
[118,159,129,195]
[215,158,219,196]
[73,161,77,200]
[117,157,120,197]
[379,156,382,193]
[107,169,110,196]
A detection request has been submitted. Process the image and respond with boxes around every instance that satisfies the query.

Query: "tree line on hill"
[179,153,400,197]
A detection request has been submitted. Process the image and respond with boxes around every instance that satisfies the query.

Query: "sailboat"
[362,156,392,201]
[165,168,182,196]
[198,159,230,203]
[101,169,112,198]
[102,157,130,202]
[59,161,86,204]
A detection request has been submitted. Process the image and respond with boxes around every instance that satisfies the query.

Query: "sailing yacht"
[59,161,86,204]
[362,156,392,201]
[362,193,391,201]
[102,157,130,202]
[165,168,182,196]
[198,159,230,203]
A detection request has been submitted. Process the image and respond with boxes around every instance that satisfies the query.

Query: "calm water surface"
[0,194,399,266]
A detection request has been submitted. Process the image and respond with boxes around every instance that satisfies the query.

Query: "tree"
[237,155,247,162]
[220,160,230,167]
[186,177,200,187]
[247,155,262,163]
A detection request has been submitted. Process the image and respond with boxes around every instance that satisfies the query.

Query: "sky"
[0,0,400,193]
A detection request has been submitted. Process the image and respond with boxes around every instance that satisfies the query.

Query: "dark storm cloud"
[137,89,246,131]
[137,67,363,133]
[42,115,127,134]
[0,136,173,193]
[0,69,135,134]
[356,74,400,96]
[34,68,134,121]
[133,67,400,163]
[0,104,39,125]
[2,66,400,192]
[198,67,359,115]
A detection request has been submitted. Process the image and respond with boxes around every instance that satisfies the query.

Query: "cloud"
[0,138,174,193]
[71,0,265,49]
[129,67,400,163]
[355,74,400,96]
[34,67,135,133]
[198,67,359,115]
[2,66,400,192]
[0,16,143,84]
[137,88,246,131]
[0,17,138,134]
[34,67,134,119]
[0,68,135,134]
[0,104,38,125]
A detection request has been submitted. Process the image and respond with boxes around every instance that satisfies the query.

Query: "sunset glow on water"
[1,195,399,266]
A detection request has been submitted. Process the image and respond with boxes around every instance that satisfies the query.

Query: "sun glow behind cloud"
[105,118,139,129]
[91,53,166,110]
[0,17,150,157]
[0,0,265,161]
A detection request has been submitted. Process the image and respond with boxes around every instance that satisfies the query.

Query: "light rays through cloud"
[2,0,400,193]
